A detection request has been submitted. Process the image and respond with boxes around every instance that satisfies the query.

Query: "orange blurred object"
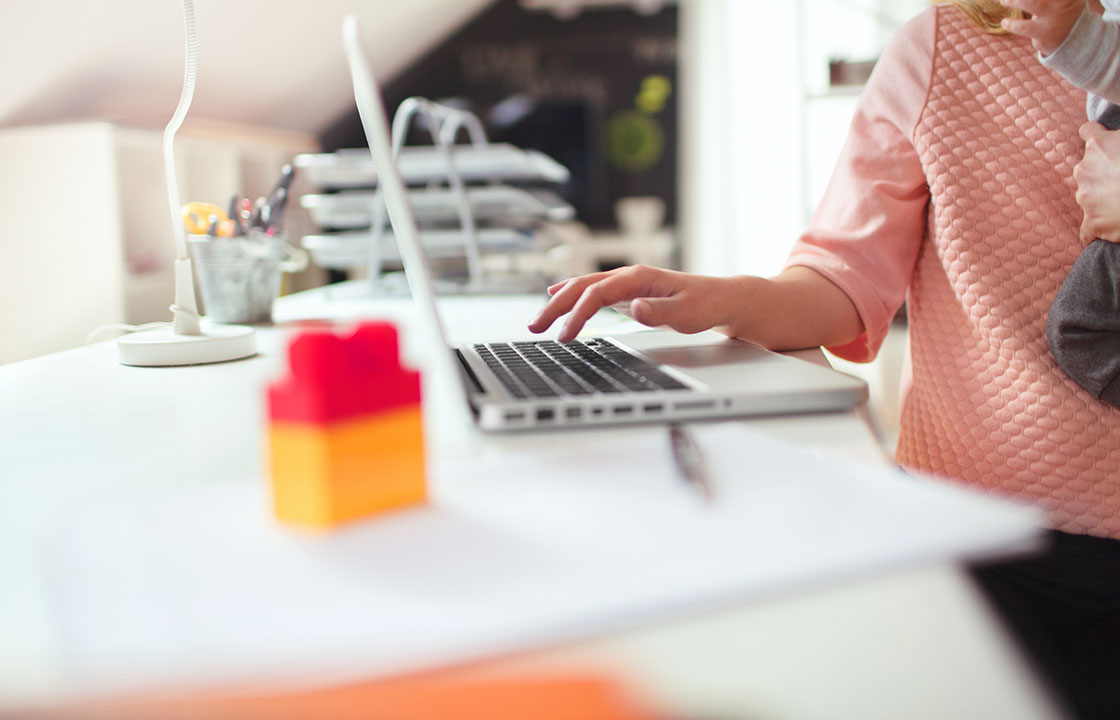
[8,674,666,720]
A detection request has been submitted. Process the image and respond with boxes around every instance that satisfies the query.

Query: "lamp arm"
[165,0,202,335]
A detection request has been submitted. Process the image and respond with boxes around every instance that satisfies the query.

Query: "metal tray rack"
[295,97,574,292]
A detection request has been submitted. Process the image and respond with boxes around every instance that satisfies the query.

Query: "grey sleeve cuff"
[1041,7,1120,106]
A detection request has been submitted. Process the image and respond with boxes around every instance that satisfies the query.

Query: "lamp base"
[117,322,256,367]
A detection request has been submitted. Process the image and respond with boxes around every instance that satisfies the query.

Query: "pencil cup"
[189,231,308,324]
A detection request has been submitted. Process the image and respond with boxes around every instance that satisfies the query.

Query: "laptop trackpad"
[616,328,765,358]
[642,342,770,368]
[614,329,777,370]
[613,329,858,395]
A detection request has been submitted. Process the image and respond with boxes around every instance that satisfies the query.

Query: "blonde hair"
[940,0,1026,34]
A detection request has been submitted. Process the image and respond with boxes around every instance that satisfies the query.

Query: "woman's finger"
[529,270,616,333]
[557,267,663,341]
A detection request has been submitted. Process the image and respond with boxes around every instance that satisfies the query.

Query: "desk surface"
[0,284,1065,719]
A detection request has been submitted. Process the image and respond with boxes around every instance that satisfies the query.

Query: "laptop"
[341,17,868,432]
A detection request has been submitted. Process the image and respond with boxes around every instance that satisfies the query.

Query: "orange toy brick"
[266,321,425,529]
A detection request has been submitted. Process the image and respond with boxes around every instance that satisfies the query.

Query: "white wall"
[678,0,928,278]
[0,0,494,134]
[0,124,125,365]
[678,0,804,278]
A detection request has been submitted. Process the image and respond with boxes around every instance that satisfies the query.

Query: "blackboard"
[320,0,678,230]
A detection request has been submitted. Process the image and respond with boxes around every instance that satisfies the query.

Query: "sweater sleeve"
[1040,5,1120,107]
[784,9,935,363]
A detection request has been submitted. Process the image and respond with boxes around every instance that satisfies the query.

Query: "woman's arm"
[531,8,936,361]
[528,264,863,350]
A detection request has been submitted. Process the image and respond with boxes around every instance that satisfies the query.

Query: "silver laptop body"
[343,18,868,432]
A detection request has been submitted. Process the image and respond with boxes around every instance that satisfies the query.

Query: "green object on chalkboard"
[637,75,672,114]
[606,111,664,172]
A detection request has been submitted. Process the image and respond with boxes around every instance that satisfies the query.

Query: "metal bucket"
[189,232,308,324]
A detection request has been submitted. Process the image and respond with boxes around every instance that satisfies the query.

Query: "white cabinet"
[0,121,318,364]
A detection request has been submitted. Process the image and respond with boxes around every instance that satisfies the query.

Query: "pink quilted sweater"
[787,6,1120,538]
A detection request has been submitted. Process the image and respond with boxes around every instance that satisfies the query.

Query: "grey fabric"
[1096,102,1120,133]
[1047,239,1120,409]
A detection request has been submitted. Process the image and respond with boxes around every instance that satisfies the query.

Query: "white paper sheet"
[38,424,1040,695]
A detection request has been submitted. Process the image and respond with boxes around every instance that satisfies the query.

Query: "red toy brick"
[268,321,421,424]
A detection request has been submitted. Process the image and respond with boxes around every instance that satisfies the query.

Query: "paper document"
[39,424,1040,695]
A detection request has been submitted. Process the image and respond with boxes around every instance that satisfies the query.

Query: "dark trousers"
[970,531,1120,720]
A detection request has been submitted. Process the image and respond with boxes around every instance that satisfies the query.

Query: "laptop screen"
[343,16,475,420]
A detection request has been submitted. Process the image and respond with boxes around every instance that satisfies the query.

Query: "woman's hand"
[1075,122,1120,243]
[528,265,740,343]
[528,264,864,351]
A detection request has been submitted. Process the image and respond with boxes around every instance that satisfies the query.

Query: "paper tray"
[301,228,539,270]
[294,145,571,189]
[301,187,575,230]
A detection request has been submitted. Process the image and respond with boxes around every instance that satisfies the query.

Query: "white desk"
[0,284,1066,719]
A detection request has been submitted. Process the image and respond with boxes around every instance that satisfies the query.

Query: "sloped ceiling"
[0,0,494,135]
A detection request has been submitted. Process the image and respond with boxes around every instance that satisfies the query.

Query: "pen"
[263,186,289,234]
[249,196,266,230]
[668,424,713,503]
[253,164,295,232]
[239,197,253,230]
[228,193,249,235]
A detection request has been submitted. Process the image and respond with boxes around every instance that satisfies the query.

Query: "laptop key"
[477,339,680,399]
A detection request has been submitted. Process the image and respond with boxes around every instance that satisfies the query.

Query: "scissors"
[182,202,236,237]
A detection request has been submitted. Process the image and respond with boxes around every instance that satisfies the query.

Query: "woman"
[530,2,1120,717]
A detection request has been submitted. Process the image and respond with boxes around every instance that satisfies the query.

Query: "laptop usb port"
[565,407,581,420]
[613,406,633,416]
[504,411,525,422]
[642,403,663,414]
[536,408,555,423]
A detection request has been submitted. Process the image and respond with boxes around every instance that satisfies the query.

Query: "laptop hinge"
[454,349,486,394]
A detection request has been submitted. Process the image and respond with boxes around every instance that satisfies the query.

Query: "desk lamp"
[117,0,255,366]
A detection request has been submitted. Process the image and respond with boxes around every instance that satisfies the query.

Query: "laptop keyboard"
[471,339,690,399]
